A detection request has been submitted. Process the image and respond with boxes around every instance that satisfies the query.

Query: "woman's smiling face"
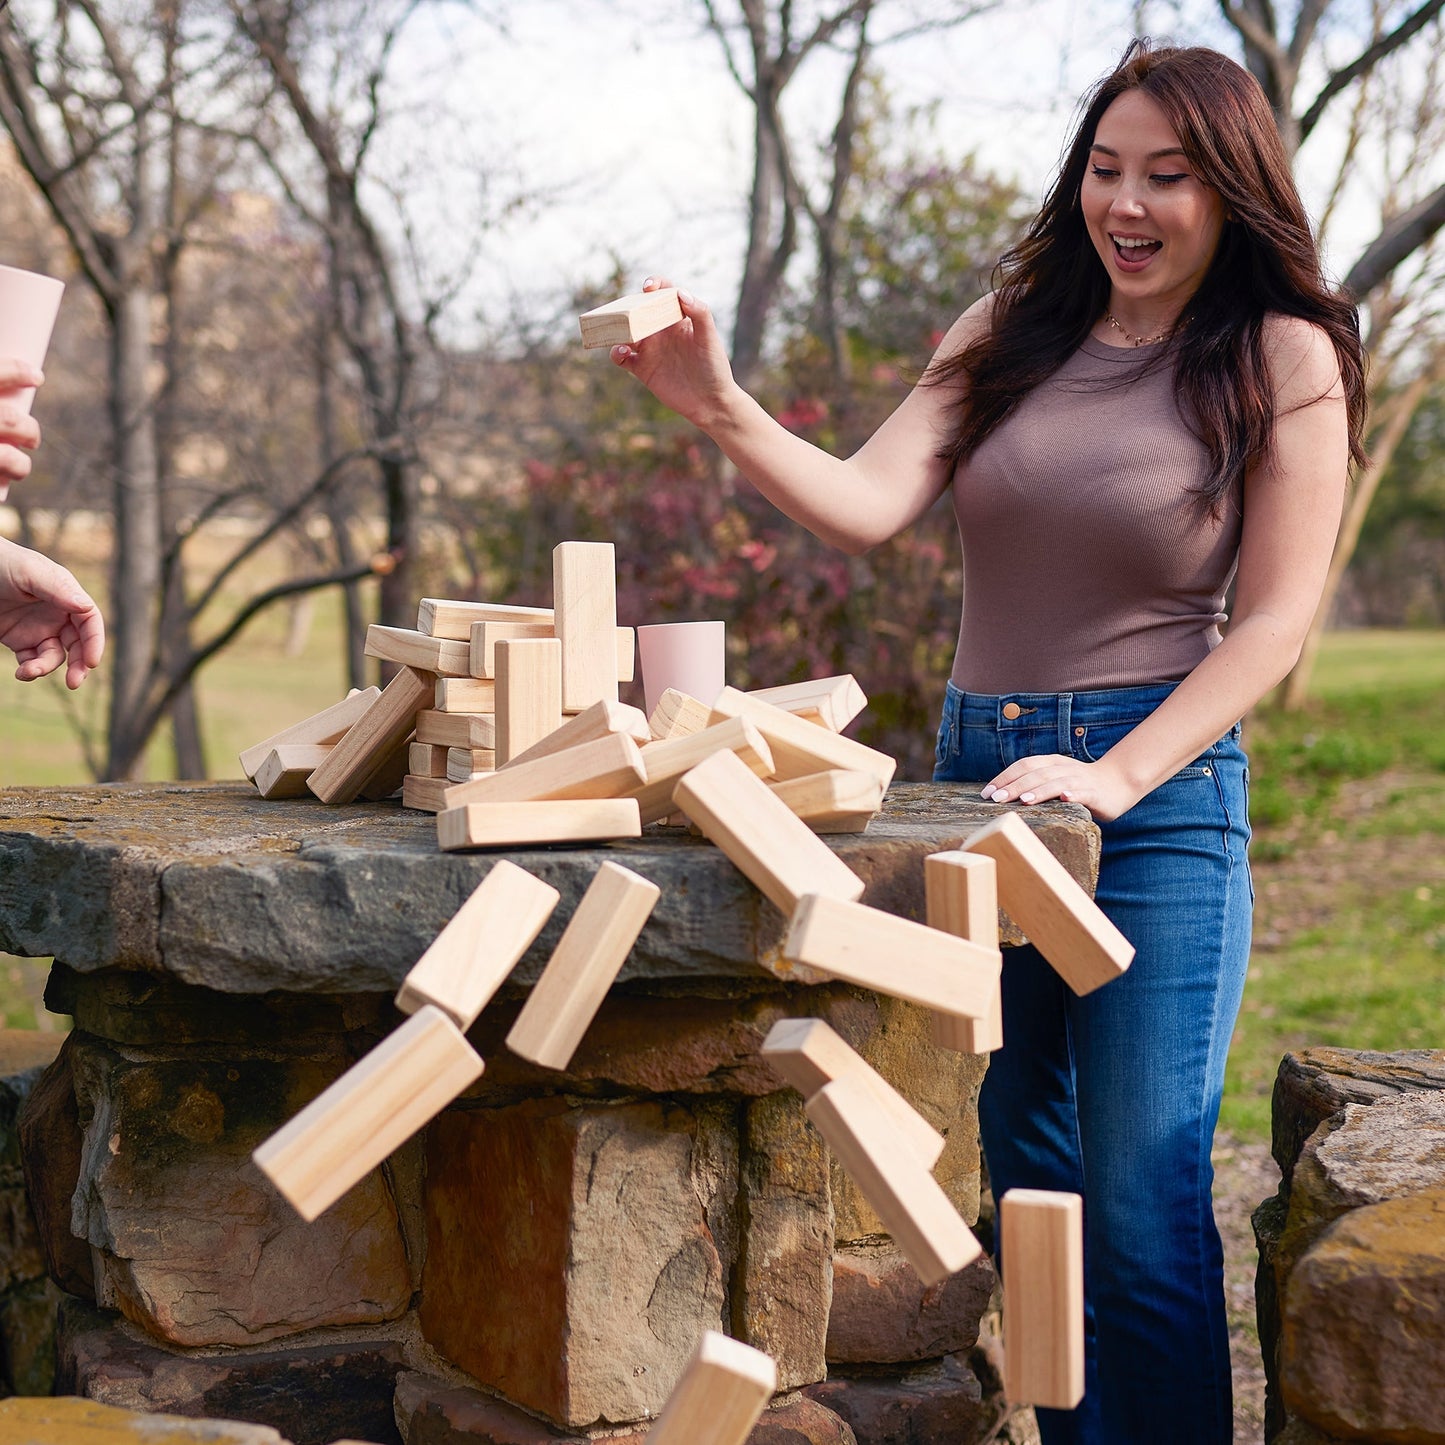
[1080,88,1227,323]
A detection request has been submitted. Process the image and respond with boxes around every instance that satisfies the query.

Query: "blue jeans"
[933,682,1251,1445]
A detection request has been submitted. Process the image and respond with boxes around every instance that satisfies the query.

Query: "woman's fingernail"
[978,787,991,799]
[1020,792,1035,802]
[678,289,695,306]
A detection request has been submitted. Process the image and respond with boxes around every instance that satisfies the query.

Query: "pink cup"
[0,264,65,504]
[637,621,727,716]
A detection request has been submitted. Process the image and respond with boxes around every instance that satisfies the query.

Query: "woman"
[0,356,105,689]
[613,40,1362,1443]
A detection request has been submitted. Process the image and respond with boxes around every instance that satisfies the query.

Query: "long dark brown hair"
[931,41,1367,513]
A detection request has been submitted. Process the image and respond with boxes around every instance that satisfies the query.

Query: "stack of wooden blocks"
[242,529,1138,1429]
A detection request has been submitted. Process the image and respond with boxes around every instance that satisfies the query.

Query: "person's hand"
[980,753,1141,823]
[0,537,105,688]
[609,277,741,433]
[0,358,44,502]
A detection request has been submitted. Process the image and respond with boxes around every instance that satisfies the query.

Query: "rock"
[735,1091,834,1389]
[0,1395,293,1443]
[0,1272,67,1394]
[67,1035,413,1348]
[396,1372,857,1444]
[419,1097,738,1427]
[1252,1191,1288,1442]
[826,1240,995,1365]
[57,1298,404,1445]
[17,1029,94,1298]
[803,1353,998,1444]
[1270,1047,1445,1187]
[1281,1186,1445,1442]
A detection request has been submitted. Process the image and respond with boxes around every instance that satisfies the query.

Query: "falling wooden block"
[254,743,333,800]
[395,859,560,1029]
[365,624,472,676]
[409,741,450,778]
[504,698,651,771]
[239,687,381,780]
[628,718,774,824]
[926,851,1004,1054]
[761,1018,944,1168]
[308,667,433,805]
[443,730,646,809]
[768,770,882,833]
[506,861,661,1069]
[253,1004,483,1222]
[783,894,1001,1016]
[496,637,564,766]
[963,811,1133,995]
[418,597,554,640]
[649,688,714,741]
[749,675,867,732]
[644,1329,777,1445]
[446,747,497,783]
[708,687,895,791]
[437,798,643,851]
[1000,1188,1085,1409]
[403,775,455,813]
[553,541,618,712]
[673,749,864,916]
[579,287,684,349]
[469,621,636,682]
[415,710,496,751]
[805,1072,981,1288]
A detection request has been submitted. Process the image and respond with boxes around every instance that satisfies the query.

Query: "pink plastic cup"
[637,620,727,716]
[0,263,65,504]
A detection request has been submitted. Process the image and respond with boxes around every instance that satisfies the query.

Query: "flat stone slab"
[0,1395,291,1443]
[0,783,1097,995]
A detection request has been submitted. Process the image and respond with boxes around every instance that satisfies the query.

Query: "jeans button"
[1002,702,1022,720]
[1074,726,1085,737]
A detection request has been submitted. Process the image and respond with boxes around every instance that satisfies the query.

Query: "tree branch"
[1343,180,1445,298]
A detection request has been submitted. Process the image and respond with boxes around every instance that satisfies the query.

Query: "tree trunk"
[732,102,792,388]
[105,286,164,779]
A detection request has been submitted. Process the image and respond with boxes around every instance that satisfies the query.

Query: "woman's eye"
[1152,173,1188,185]
[1090,166,1118,179]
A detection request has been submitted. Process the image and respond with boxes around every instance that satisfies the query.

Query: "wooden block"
[254,743,332,800]
[553,541,618,712]
[768,770,882,833]
[435,676,497,713]
[805,1073,981,1288]
[395,859,560,1029]
[365,623,471,676]
[708,687,896,792]
[578,286,684,349]
[239,687,380,780]
[649,688,714,741]
[308,667,433,805]
[673,749,863,915]
[403,775,454,813]
[749,674,867,732]
[469,621,635,682]
[253,1004,483,1222]
[963,811,1133,995]
[926,852,1004,1054]
[629,718,774,825]
[644,1329,777,1445]
[443,730,646,809]
[504,697,651,771]
[437,798,643,851]
[415,709,496,750]
[1000,1188,1085,1409]
[409,742,450,779]
[761,1018,944,1168]
[496,637,564,766]
[418,597,553,640]
[358,732,412,800]
[446,747,497,783]
[783,894,1001,1016]
[506,861,661,1070]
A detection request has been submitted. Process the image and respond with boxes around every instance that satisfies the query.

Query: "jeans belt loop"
[1058,693,1073,754]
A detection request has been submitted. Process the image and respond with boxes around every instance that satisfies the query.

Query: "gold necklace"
[1105,312,1169,347]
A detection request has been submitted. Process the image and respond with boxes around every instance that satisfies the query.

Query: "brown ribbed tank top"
[950,335,1241,694]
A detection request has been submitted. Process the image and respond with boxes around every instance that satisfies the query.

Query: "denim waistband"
[943,679,1185,752]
